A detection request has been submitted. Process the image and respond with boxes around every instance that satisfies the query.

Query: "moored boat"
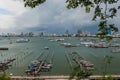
[90,43,109,48]
[80,41,94,47]
[80,41,94,45]
[60,43,80,47]
[44,46,49,50]
[110,43,120,47]
[112,49,120,53]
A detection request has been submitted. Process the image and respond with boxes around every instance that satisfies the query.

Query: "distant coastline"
[0,32,120,38]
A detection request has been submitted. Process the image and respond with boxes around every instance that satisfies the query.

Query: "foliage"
[0,73,11,80]
[66,0,120,41]
[24,0,46,8]
[105,76,114,80]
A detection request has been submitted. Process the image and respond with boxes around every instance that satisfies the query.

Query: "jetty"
[0,58,16,71]
[34,60,45,74]
[25,52,53,75]
[69,52,94,71]
[0,47,8,50]
[65,53,73,69]
[50,52,54,64]
[25,60,52,75]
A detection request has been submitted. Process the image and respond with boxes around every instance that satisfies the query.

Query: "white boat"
[55,38,65,41]
[60,43,80,47]
[16,38,30,43]
[80,41,94,45]
[44,46,49,50]
[49,38,65,42]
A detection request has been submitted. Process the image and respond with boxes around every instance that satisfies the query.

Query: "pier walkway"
[26,60,45,75]
[34,60,45,75]
[10,75,120,80]
[0,58,16,71]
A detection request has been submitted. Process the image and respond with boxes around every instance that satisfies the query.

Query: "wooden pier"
[25,52,53,75]
[65,53,73,69]
[0,47,8,50]
[68,52,94,71]
[34,60,45,74]
[25,60,46,75]
[0,58,16,71]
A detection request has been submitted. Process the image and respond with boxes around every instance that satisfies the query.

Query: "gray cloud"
[15,0,95,33]
[0,0,120,34]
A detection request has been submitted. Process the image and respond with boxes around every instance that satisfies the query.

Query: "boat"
[90,43,109,48]
[109,43,120,47]
[80,60,94,67]
[112,49,120,53]
[16,38,30,43]
[49,38,65,42]
[80,41,94,47]
[60,43,80,47]
[60,43,71,46]
[44,46,49,50]
[70,52,94,71]
[56,38,65,41]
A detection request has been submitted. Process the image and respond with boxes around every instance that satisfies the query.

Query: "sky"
[0,0,120,34]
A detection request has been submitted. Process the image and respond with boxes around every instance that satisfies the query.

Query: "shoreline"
[11,75,120,80]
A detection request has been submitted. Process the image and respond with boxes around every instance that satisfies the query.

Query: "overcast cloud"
[0,0,119,34]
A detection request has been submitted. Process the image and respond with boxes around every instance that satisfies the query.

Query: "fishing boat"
[90,43,109,48]
[112,49,120,53]
[80,60,94,67]
[70,52,94,71]
[110,43,120,47]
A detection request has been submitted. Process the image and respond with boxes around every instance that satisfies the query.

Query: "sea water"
[0,37,120,76]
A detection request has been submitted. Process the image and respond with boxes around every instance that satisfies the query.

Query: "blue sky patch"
[0,8,13,15]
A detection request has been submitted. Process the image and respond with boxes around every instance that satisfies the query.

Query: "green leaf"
[118,6,120,9]
[86,6,90,13]
[24,0,46,8]
[91,4,94,7]
[109,24,118,32]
